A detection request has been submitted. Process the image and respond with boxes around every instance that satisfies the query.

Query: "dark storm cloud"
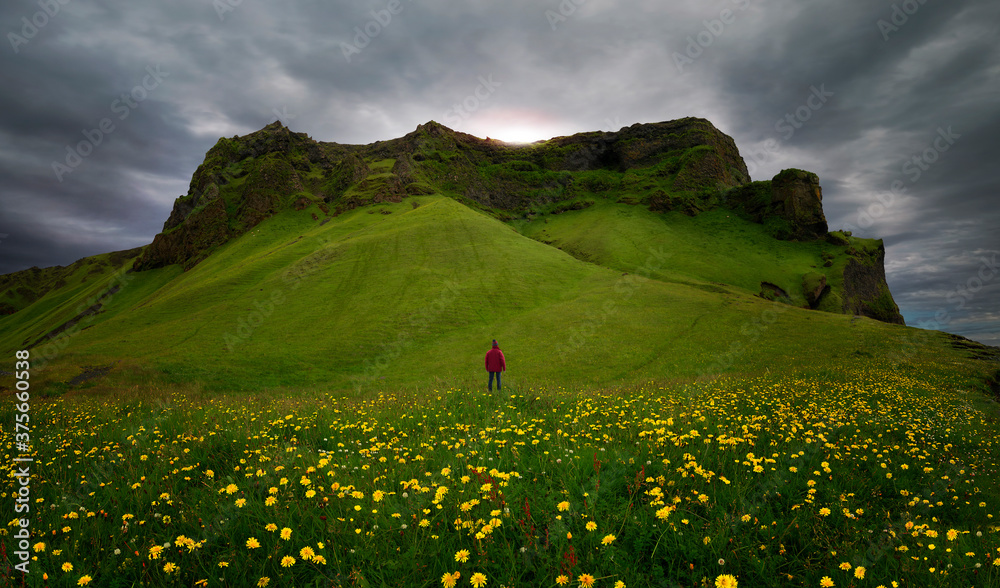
[0,0,997,344]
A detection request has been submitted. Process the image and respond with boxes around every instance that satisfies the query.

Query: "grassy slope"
[3,195,981,397]
[513,199,868,308]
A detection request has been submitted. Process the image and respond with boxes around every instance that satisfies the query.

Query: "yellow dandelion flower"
[455,549,470,563]
[715,574,738,588]
[602,534,616,546]
[556,575,569,586]
[820,577,834,587]
[947,529,958,541]
[257,578,270,587]
[148,545,163,560]
[579,574,596,588]
[280,527,292,540]
[265,523,277,532]
[300,546,315,560]
[163,562,177,573]
[246,537,261,549]
[557,501,570,512]
[838,562,851,571]
[854,567,866,579]
[265,496,277,506]
[62,562,73,572]
[470,572,487,587]
[280,555,295,568]
[586,521,597,531]
[77,576,92,586]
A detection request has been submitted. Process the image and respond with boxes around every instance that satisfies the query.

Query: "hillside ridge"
[0,116,908,369]
[125,118,898,323]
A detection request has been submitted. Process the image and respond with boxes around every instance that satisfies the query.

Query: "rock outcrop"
[771,169,828,240]
[121,117,904,328]
[841,241,905,324]
[722,169,827,241]
[802,272,829,309]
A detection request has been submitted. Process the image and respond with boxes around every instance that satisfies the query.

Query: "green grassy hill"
[0,194,992,396]
[2,120,999,588]
[0,119,994,395]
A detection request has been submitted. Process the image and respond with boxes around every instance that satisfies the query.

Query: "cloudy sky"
[1,0,998,345]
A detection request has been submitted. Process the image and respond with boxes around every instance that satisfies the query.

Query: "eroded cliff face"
[133,118,752,271]
[771,169,828,240]
[124,117,904,327]
[842,242,905,325]
[722,168,828,241]
[134,123,321,271]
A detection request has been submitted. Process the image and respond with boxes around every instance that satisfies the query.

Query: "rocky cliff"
[125,117,902,325]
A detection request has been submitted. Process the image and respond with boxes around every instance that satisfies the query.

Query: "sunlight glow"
[459,108,568,144]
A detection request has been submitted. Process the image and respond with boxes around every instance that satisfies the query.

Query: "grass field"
[2,359,998,587]
[2,181,998,586]
[0,195,931,395]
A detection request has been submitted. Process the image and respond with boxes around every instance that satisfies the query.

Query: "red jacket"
[485,346,506,372]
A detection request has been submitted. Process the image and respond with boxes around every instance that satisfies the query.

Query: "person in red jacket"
[485,339,506,391]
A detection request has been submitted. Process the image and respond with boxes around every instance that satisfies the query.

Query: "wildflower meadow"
[2,365,999,587]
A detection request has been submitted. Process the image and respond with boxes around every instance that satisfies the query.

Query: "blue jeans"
[488,371,501,391]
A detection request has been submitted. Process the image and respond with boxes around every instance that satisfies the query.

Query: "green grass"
[512,199,850,307]
[0,195,989,397]
[1,163,998,587]
[3,363,997,587]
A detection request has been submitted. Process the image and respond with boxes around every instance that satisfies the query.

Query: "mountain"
[5,117,977,394]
